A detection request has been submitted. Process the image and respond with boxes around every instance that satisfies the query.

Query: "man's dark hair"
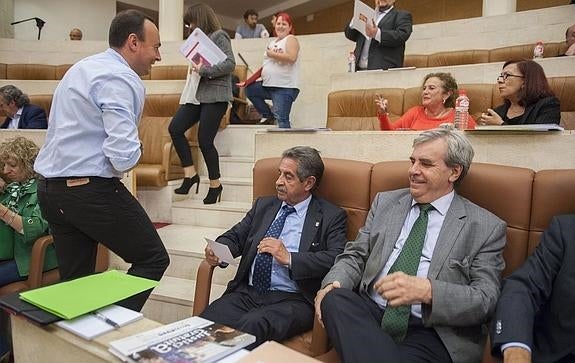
[282,146,324,191]
[243,9,258,20]
[0,85,30,108]
[109,9,153,48]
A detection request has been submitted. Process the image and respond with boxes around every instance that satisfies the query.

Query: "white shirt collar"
[411,190,455,216]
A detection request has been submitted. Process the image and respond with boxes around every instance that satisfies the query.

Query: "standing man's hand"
[315,281,341,327]
[366,19,378,39]
[503,347,531,363]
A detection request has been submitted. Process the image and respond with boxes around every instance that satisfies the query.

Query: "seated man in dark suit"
[345,0,413,70]
[0,85,48,129]
[316,128,506,363]
[491,214,575,363]
[200,146,347,347]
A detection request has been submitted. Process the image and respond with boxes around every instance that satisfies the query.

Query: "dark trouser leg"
[37,178,170,311]
[245,82,273,118]
[197,102,227,180]
[201,287,313,348]
[169,104,201,167]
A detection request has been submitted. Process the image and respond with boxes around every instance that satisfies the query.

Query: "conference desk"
[11,314,161,362]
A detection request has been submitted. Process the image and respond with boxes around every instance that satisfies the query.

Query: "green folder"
[19,270,159,319]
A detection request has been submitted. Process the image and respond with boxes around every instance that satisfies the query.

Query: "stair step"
[214,125,268,157]
[142,275,227,324]
[171,200,251,228]
[171,176,252,204]
[197,156,254,179]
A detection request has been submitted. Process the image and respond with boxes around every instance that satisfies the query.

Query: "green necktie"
[381,203,433,342]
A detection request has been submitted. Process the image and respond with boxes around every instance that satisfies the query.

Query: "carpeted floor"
[152,222,171,229]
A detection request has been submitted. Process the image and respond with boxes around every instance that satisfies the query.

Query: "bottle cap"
[458,89,467,95]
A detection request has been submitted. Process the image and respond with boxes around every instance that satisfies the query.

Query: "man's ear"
[304,176,317,192]
[127,33,139,51]
[449,165,463,184]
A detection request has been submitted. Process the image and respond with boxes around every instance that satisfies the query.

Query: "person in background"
[376,72,477,130]
[169,3,235,202]
[316,128,506,363]
[235,9,269,39]
[0,137,58,361]
[69,28,83,40]
[239,12,300,128]
[491,214,575,363]
[34,10,169,312]
[269,13,278,37]
[345,0,412,71]
[199,146,347,348]
[565,24,575,56]
[0,85,47,129]
[480,59,560,126]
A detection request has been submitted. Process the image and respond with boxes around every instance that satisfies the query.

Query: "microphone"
[237,52,252,74]
[11,17,46,40]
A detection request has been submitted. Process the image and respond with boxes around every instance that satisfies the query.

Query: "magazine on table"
[108,316,255,363]
[179,28,226,67]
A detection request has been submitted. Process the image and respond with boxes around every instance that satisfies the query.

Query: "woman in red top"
[377,72,476,130]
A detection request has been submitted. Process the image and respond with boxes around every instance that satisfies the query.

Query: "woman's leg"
[198,102,228,183]
[169,104,201,194]
[269,87,300,128]
[0,260,25,287]
[246,82,273,119]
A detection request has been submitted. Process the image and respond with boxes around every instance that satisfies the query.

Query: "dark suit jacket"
[217,195,347,304]
[345,8,413,70]
[493,96,561,125]
[491,215,575,363]
[0,104,48,129]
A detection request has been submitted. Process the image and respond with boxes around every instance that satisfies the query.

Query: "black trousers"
[37,177,170,311]
[321,288,452,363]
[200,284,314,349]
[168,102,227,180]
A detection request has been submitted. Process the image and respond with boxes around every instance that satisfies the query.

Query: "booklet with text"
[179,28,226,67]
[351,0,375,38]
[109,316,255,363]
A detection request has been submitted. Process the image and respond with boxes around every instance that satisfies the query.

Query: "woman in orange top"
[377,72,476,130]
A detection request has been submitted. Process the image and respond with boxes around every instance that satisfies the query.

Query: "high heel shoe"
[174,174,200,195]
[203,185,223,204]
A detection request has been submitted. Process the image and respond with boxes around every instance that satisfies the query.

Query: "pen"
[91,311,120,329]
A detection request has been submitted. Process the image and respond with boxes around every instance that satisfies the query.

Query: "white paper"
[56,305,143,340]
[352,0,376,38]
[179,28,226,67]
[473,124,564,132]
[205,237,239,265]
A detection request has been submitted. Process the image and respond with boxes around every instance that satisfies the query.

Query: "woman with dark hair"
[239,12,300,128]
[480,59,560,125]
[377,72,476,130]
[169,3,235,203]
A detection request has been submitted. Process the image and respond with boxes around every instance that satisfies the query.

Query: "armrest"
[27,235,54,288]
[192,260,216,316]
[310,314,330,356]
[162,141,173,176]
[233,97,248,105]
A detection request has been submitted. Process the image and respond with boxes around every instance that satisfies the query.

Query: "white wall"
[13,0,115,41]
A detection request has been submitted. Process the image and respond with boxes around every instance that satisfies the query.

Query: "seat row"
[404,41,568,68]
[193,157,575,362]
[326,76,575,130]
[1,41,568,81]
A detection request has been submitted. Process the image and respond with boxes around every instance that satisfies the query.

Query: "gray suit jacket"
[322,189,506,363]
[197,29,236,103]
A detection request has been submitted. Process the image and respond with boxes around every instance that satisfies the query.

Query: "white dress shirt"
[358,6,393,69]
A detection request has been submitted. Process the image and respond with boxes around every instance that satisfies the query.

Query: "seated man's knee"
[321,288,349,315]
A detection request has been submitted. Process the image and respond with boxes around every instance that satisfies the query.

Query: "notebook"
[0,291,61,326]
[56,304,144,340]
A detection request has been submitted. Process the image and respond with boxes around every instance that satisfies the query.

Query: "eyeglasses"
[497,73,524,82]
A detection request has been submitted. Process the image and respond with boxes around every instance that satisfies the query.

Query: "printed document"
[180,28,226,66]
[352,0,376,38]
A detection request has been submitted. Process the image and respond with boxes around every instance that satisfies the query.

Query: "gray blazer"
[322,189,506,363]
[197,29,236,103]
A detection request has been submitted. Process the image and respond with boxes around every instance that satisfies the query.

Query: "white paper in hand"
[352,0,376,39]
[205,238,238,265]
[179,28,226,66]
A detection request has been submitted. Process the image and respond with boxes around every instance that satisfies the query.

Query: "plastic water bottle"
[533,41,544,59]
[454,89,469,130]
[347,51,356,73]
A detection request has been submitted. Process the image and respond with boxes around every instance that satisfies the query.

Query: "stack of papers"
[56,305,143,340]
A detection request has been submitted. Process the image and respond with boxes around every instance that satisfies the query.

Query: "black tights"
[168,102,227,180]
